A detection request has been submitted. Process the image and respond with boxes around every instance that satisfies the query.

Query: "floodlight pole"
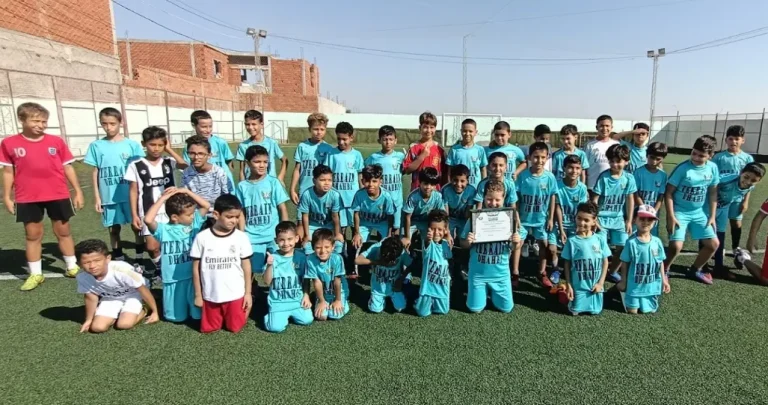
[247,28,268,86]
[647,48,665,130]
[462,34,470,114]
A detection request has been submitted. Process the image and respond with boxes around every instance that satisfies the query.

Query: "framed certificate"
[470,208,516,243]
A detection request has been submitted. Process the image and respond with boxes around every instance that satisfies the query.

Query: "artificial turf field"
[1,144,768,404]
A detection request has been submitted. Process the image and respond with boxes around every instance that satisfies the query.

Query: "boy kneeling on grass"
[738,195,768,286]
[76,239,159,333]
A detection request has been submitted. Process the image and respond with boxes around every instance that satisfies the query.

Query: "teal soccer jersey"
[351,189,395,232]
[633,166,667,206]
[460,221,511,278]
[365,151,406,205]
[235,177,290,244]
[712,150,754,194]
[712,178,754,209]
[183,135,234,186]
[442,183,477,234]
[235,137,285,178]
[325,148,364,207]
[620,235,666,297]
[484,144,525,181]
[620,141,647,173]
[447,143,488,187]
[84,138,144,204]
[362,240,413,296]
[403,189,445,230]
[152,211,205,283]
[555,181,589,232]
[294,139,335,194]
[593,170,637,229]
[562,234,611,292]
[305,253,348,302]
[420,240,452,299]
[551,148,590,180]
[267,251,307,312]
[516,170,558,227]
[298,188,342,231]
[473,178,518,206]
[668,160,720,213]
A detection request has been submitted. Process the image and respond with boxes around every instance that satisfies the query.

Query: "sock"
[63,255,77,269]
[113,247,124,258]
[551,256,559,269]
[28,260,42,276]
[714,232,726,267]
[151,255,161,273]
[731,227,742,249]
[136,243,146,257]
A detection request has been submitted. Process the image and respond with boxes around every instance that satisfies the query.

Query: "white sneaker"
[734,248,750,269]
[531,241,540,256]
[521,242,530,258]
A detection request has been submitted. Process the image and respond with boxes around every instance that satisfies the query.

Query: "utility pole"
[462,34,470,114]
[647,48,665,130]
[246,28,268,88]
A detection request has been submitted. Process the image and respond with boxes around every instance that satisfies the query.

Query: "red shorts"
[762,239,768,279]
[201,297,247,333]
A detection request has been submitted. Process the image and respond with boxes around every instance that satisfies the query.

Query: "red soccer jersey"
[0,134,75,203]
[761,198,768,215]
[403,141,446,191]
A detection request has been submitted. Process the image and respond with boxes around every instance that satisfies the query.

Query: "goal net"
[440,113,503,146]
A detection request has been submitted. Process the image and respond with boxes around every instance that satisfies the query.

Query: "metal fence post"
[51,77,68,145]
[674,111,680,147]
[757,108,766,154]
[720,112,729,150]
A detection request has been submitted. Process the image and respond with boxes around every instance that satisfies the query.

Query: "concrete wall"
[318,97,347,115]
[653,114,768,154]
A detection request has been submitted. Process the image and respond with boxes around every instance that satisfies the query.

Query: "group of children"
[3,102,766,334]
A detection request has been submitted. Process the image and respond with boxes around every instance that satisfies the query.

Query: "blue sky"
[114,0,768,120]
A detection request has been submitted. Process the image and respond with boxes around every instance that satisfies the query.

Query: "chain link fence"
[652,111,767,154]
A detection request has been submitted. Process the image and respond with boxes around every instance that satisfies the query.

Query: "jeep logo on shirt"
[148,177,172,187]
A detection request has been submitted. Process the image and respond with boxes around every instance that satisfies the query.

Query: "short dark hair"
[563,154,582,167]
[244,110,263,122]
[606,144,630,162]
[529,141,549,156]
[427,209,449,226]
[185,135,211,153]
[560,124,578,136]
[99,107,122,122]
[596,114,613,124]
[726,125,746,139]
[311,228,335,247]
[461,118,477,128]
[379,237,405,265]
[378,125,396,139]
[493,121,511,132]
[142,126,168,143]
[693,136,717,155]
[633,122,650,131]
[244,145,269,162]
[76,239,109,260]
[647,142,668,158]
[577,201,598,217]
[488,151,508,163]
[361,164,383,181]
[275,221,297,236]
[450,164,470,179]
[313,164,333,179]
[418,167,440,185]
[534,124,551,138]
[484,179,505,196]
[742,162,766,178]
[166,193,197,216]
[191,110,212,125]
[213,194,242,214]
[336,121,354,136]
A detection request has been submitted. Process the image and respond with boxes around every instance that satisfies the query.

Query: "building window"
[213,60,222,79]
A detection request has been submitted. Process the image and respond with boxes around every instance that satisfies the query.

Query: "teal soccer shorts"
[415,295,449,317]
[163,279,201,322]
[264,307,313,332]
[101,202,131,228]
[669,210,716,241]
[467,276,513,314]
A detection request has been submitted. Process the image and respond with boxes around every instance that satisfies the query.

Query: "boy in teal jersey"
[446,118,487,187]
[325,122,364,233]
[365,125,406,232]
[351,165,396,246]
[461,180,522,313]
[549,154,589,285]
[298,164,344,252]
[235,145,289,273]
[551,124,589,183]
[712,125,755,261]
[665,136,720,284]
[708,162,764,278]
[516,142,559,288]
[618,122,649,174]
[263,221,312,332]
[633,142,668,237]
[442,165,477,239]
[485,121,526,181]
[415,210,453,317]
[183,110,235,188]
[618,205,669,314]
[144,188,210,322]
[85,108,145,261]
[306,229,349,320]
[561,202,610,315]
[355,236,412,313]
[591,143,637,283]
[236,110,287,183]
[474,152,517,209]
[402,167,448,248]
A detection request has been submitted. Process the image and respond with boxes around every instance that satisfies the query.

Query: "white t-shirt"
[519,144,553,172]
[190,228,253,303]
[584,138,619,190]
[76,261,144,300]
[123,157,177,220]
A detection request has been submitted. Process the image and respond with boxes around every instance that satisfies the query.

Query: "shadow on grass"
[40,305,85,324]
[513,278,561,314]
[0,243,60,276]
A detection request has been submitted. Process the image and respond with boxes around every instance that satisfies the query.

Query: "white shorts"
[95,296,144,319]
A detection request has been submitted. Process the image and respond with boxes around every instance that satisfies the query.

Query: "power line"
[668,25,768,54]
[136,0,241,39]
[162,0,244,33]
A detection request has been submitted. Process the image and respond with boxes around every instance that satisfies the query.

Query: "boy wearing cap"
[617,205,669,314]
